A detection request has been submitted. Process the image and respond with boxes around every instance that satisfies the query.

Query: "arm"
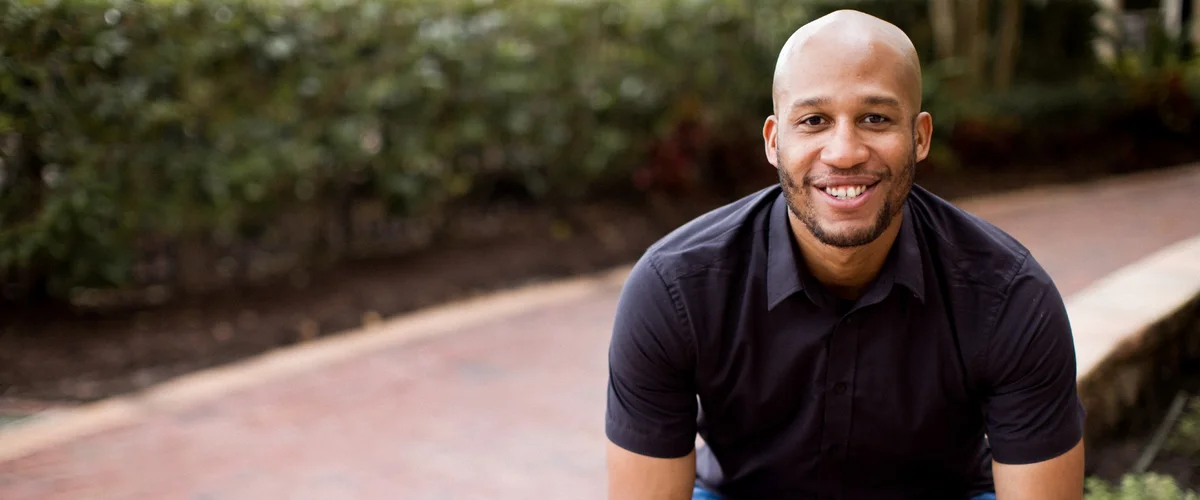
[605,256,699,499]
[983,255,1086,499]
[993,439,1084,500]
[607,443,695,500]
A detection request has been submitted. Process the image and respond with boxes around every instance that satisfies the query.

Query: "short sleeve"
[605,255,698,459]
[983,254,1086,465]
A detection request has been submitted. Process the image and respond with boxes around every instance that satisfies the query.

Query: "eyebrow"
[862,95,902,108]
[789,95,903,113]
[790,97,830,111]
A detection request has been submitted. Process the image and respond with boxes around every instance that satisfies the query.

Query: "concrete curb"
[1070,234,1200,378]
[0,265,632,464]
[1069,234,1200,442]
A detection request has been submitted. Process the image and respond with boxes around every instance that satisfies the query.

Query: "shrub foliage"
[0,0,1179,302]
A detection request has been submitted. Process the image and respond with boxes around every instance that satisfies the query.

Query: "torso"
[644,184,1029,498]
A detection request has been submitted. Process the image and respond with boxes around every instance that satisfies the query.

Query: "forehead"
[776,37,917,113]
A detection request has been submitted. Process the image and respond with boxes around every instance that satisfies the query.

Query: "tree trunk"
[955,0,978,91]
[966,0,992,92]
[993,0,1023,91]
[929,0,958,61]
[1189,0,1198,56]
[7,132,52,302]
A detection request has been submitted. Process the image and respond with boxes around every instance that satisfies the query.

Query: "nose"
[819,121,870,169]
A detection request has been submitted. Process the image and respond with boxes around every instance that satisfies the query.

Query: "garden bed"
[1088,369,1200,498]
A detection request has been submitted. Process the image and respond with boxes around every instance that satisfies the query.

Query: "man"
[605,10,1086,500]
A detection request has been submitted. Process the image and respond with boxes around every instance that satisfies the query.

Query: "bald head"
[772,10,923,115]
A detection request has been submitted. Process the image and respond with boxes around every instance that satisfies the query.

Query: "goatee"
[777,140,917,248]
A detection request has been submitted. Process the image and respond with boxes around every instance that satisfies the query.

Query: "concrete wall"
[1070,235,1200,445]
[1078,295,1200,442]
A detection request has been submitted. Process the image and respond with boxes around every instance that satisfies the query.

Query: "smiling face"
[764,11,932,249]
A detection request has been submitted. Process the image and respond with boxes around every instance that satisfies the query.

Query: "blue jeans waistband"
[692,485,997,500]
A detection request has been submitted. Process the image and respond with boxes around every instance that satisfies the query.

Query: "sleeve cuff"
[990,404,1085,465]
[605,418,696,459]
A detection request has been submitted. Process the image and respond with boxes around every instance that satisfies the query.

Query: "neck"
[790,211,903,301]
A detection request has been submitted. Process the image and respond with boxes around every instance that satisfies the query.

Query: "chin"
[822,229,879,247]
[818,215,880,234]
[809,215,891,248]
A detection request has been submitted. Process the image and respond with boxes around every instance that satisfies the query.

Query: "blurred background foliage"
[1085,473,1200,500]
[0,0,1197,303]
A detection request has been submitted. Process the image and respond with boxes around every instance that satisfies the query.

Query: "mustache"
[802,166,892,187]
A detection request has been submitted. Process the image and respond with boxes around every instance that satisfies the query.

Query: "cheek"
[778,140,820,169]
[860,138,913,173]
[865,134,906,153]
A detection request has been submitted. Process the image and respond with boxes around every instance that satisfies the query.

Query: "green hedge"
[0,0,1149,301]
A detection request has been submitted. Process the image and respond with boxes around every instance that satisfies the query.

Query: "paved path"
[2,164,1200,499]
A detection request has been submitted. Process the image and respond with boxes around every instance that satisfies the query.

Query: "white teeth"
[824,185,867,200]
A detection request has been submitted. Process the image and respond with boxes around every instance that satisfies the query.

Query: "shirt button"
[834,382,847,395]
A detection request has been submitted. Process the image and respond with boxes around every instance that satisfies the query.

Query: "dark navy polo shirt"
[605,183,1085,499]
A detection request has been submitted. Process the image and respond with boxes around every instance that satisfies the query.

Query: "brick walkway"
[2,164,1199,499]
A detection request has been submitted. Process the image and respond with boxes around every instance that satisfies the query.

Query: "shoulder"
[906,184,1042,294]
[611,186,778,372]
[908,185,1069,362]
[640,184,779,284]
[907,187,1072,397]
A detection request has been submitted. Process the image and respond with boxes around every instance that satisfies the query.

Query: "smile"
[822,185,868,200]
[818,181,880,201]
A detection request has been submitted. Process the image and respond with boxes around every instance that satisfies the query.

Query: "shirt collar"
[891,201,926,303]
[766,192,926,311]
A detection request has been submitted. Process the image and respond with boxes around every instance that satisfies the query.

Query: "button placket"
[818,313,861,497]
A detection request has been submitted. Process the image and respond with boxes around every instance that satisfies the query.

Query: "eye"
[797,116,826,127]
[863,114,890,125]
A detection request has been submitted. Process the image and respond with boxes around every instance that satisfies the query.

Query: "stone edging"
[0,265,632,464]
[1070,234,1200,442]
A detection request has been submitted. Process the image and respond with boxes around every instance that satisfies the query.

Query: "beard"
[777,137,917,249]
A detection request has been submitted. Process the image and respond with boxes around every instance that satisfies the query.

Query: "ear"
[763,115,779,168]
[913,111,933,163]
